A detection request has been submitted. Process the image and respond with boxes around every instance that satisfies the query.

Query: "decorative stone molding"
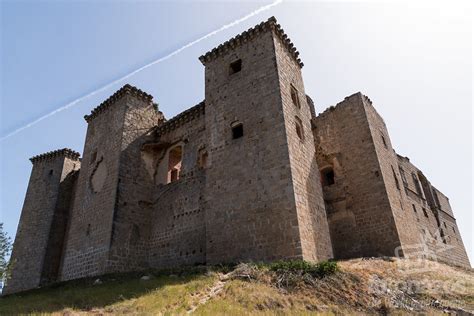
[30,148,80,164]
[84,84,154,123]
[153,101,205,136]
[199,16,304,68]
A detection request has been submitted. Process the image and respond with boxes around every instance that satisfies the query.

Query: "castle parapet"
[84,84,153,123]
[199,16,303,68]
[153,101,205,136]
[30,148,80,164]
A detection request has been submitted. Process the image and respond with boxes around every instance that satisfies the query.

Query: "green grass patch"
[263,259,339,278]
[0,268,216,315]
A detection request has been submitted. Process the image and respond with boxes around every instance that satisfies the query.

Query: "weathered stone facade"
[4,17,470,294]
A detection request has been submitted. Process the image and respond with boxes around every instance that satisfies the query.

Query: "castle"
[5,17,470,295]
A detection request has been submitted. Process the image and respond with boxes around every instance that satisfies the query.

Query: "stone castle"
[5,17,470,294]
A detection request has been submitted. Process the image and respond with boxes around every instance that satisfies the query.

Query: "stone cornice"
[30,148,80,164]
[154,101,205,136]
[84,84,154,123]
[199,16,303,68]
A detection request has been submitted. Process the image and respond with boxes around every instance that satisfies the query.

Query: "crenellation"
[200,17,303,68]
[30,148,80,164]
[5,17,470,295]
[153,101,205,136]
[84,84,153,123]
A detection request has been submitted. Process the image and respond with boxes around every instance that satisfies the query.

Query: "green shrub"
[267,259,338,278]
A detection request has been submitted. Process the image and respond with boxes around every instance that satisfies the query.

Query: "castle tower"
[4,149,80,294]
[59,84,159,280]
[199,17,333,264]
[313,93,422,258]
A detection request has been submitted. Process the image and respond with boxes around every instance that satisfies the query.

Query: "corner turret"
[4,149,80,294]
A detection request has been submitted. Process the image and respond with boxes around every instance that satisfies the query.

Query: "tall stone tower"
[200,17,333,264]
[59,85,159,280]
[4,149,80,294]
[313,93,421,258]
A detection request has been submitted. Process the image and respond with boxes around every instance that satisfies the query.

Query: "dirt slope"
[0,258,472,315]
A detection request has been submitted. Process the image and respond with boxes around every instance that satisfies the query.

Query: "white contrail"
[1,0,283,142]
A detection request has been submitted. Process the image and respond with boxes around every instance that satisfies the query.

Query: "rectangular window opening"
[290,85,300,108]
[399,166,407,186]
[232,123,243,139]
[90,151,97,165]
[167,146,182,184]
[391,166,400,190]
[170,168,179,182]
[381,134,388,148]
[412,173,423,196]
[229,59,242,75]
[321,168,335,186]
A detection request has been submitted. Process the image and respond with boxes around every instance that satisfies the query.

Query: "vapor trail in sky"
[1,0,283,142]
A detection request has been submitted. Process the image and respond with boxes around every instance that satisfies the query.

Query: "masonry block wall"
[313,93,403,258]
[200,20,332,264]
[361,96,422,257]
[104,90,160,273]
[397,156,470,267]
[273,30,333,261]
[201,28,302,264]
[5,16,470,295]
[313,93,470,268]
[142,103,207,268]
[4,150,80,294]
[60,86,155,280]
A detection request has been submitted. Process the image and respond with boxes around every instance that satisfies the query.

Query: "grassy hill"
[0,258,472,315]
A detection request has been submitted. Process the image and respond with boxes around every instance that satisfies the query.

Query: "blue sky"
[1,1,472,262]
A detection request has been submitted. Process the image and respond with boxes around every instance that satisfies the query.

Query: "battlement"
[199,16,303,68]
[315,92,387,126]
[153,101,205,136]
[315,92,363,120]
[30,148,80,164]
[84,84,154,123]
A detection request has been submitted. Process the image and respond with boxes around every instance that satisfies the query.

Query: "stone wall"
[313,93,402,258]
[313,92,470,268]
[273,31,332,261]
[41,159,79,285]
[361,96,422,257]
[202,26,305,264]
[145,106,207,268]
[60,86,156,280]
[105,92,160,273]
[397,156,470,268]
[4,150,80,294]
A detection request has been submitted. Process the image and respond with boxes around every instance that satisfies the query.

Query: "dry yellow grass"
[0,258,472,315]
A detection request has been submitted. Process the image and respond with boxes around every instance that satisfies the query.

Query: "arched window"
[320,167,335,186]
[295,116,304,141]
[167,146,182,183]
